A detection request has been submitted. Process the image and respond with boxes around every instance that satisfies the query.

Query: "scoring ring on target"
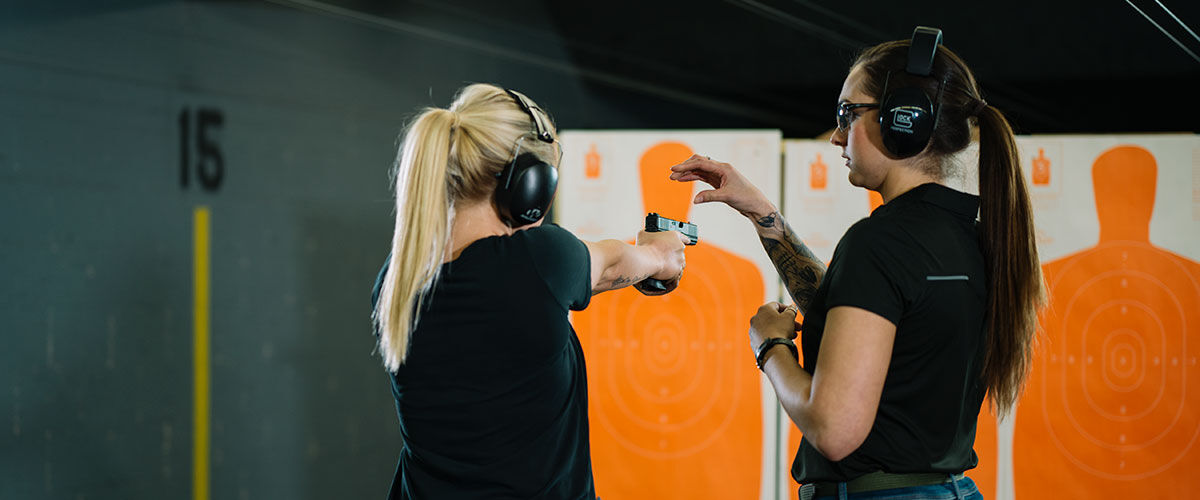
[1044,263,1198,478]
[1100,328,1145,392]
[639,314,690,378]
[605,289,732,431]
[1075,296,1172,426]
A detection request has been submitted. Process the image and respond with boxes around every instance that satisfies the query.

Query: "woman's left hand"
[748,301,801,352]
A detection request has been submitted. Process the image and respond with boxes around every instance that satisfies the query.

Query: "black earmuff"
[496,151,558,225]
[496,89,558,226]
[879,26,945,159]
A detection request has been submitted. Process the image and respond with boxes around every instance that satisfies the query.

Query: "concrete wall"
[0,1,758,498]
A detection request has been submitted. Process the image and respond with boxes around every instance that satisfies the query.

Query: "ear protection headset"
[495,89,559,226]
[878,26,945,158]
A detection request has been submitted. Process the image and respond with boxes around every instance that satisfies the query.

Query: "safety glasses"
[836,101,880,131]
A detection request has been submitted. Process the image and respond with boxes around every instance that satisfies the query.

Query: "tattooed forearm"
[594,274,648,294]
[611,276,634,287]
[755,213,825,313]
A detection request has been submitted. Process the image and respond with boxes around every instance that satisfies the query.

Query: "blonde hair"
[373,84,559,372]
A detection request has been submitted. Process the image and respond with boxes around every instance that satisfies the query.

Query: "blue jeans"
[801,475,984,500]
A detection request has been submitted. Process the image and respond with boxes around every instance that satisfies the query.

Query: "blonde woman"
[370,84,688,499]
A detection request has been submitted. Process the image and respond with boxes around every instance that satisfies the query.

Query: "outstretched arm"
[583,230,689,295]
[669,155,826,313]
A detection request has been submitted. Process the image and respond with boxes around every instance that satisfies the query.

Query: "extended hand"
[668,154,775,220]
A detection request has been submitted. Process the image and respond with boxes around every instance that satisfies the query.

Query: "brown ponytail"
[975,104,1046,415]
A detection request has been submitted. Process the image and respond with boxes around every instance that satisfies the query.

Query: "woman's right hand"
[633,230,688,295]
[668,154,776,221]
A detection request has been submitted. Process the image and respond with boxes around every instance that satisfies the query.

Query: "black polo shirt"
[793,183,988,483]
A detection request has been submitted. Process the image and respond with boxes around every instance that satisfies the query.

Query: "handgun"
[638,213,699,293]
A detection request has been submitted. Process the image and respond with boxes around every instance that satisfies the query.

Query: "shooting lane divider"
[193,206,210,500]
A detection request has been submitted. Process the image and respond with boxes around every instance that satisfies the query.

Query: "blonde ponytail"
[373,84,560,372]
[375,109,457,371]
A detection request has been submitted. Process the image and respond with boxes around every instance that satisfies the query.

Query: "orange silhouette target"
[573,142,765,499]
[868,190,884,212]
[1014,146,1200,497]
[786,419,804,491]
[970,404,999,498]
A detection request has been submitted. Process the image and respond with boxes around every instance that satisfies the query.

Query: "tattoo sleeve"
[756,212,826,313]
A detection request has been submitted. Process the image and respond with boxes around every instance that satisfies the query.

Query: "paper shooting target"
[1015,145,1200,498]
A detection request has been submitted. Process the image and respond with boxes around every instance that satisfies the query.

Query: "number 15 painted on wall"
[179,108,224,191]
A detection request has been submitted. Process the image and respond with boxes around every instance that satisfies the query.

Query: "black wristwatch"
[755,337,798,371]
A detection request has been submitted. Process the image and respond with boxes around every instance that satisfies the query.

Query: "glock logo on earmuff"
[890,107,918,132]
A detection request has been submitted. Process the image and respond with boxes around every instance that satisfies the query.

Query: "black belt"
[806,471,964,497]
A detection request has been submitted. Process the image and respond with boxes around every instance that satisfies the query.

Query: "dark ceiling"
[325,0,1200,137]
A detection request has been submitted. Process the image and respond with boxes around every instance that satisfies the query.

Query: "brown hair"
[853,41,1046,415]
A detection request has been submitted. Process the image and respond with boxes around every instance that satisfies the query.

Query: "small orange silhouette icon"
[810,153,828,190]
[1032,148,1051,186]
[585,143,602,179]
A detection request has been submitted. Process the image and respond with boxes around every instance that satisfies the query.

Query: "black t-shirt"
[370,224,596,500]
[793,183,988,483]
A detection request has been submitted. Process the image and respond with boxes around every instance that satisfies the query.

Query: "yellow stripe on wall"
[193,206,210,500]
